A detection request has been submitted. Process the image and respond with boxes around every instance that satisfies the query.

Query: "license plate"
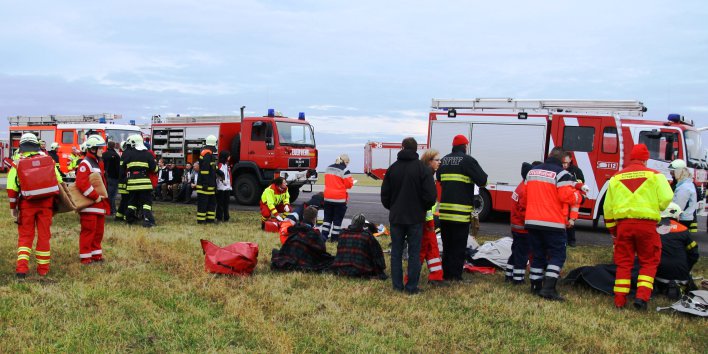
[289,158,309,168]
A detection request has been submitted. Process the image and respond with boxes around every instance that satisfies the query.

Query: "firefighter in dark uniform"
[115,140,131,222]
[436,134,487,282]
[197,135,218,224]
[655,202,700,299]
[124,135,158,227]
[47,142,66,179]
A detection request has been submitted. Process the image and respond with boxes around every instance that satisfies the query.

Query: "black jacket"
[436,147,488,223]
[657,223,700,282]
[103,148,121,180]
[566,164,585,183]
[380,149,436,224]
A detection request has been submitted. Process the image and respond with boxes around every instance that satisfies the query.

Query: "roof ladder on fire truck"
[151,115,242,124]
[432,98,647,116]
[7,113,122,126]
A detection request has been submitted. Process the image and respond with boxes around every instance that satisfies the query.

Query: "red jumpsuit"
[406,181,443,283]
[7,152,61,276]
[75,153,110,264]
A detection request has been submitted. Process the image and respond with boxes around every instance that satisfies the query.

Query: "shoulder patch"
[79,165,87,173]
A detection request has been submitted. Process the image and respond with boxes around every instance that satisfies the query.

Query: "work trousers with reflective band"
[80,214,105,263]
[613,219,661,304]
[321,201,347,240]
[528,228,567,282]
[127,190,153,220]
[507,231,530,282]
[260,203,286,222]
[679,216,698,233]
[197,193,216,223]
[420,219,443,281]
[16,207,53,275]
[440,220,470,280]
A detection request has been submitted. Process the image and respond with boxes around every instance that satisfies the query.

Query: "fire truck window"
[639,131,679,161]
[62,131,74,144]
[602,127,618,153]
[562,126,595,152]
[251,122,267,141]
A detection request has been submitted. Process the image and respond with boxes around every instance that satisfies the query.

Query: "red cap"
[452,134,469,146]
[630,144,650,161]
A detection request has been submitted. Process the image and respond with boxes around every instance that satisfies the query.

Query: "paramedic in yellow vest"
[603,144,673,310]
[67,146,81,172]
[260,177,291,228]
[7,133,63,279]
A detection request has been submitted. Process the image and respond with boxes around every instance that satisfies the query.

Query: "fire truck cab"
[427,98,707,224]
[151,109,318,205]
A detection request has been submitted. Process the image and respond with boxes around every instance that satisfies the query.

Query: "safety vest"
[260,184,290,216]
[603,163,674,228]
[524,158,581,231]
[7,152,63,209]
[67,153,80,171]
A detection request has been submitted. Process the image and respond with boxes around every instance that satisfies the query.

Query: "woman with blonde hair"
[322,154,355,242]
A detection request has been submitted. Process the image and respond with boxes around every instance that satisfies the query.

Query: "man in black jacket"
[381,137,437,294]
[437,134,488,283]
[103,141,121,215]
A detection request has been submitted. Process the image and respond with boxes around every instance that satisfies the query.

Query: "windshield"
[275,122,316,147]
[106,129,141,144]
[684,130,702,160]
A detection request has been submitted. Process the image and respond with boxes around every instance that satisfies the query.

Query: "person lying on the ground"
[271,207,333,272]
[329,214,387,280]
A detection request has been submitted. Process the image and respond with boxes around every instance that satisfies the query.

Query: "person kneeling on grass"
[271,207,333,272]
[329,214,388,280]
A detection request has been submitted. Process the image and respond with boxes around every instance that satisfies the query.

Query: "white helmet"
[20,133,39,145]
[79,141,88,153]
[127,134,147,151]
[661,202,682,219]
[49,142,59,151]
[206,135,218,146]
[669,159,687,170]
[120,140,128,151]
[84,135,106,150]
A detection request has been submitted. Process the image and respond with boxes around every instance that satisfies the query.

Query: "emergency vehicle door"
[246,121,275,168]
[637,128,682,174]
[56,128,76,173]
[554,115,602,205]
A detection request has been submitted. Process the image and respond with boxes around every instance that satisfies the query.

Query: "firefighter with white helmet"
[655,202,700,299]
[7,133,63,279]
[47,142,65,178]
[115,140,131,222]
[196,135,218,223]
[75,135,110,264]
[123,134,158,227]
[669,159,698,233]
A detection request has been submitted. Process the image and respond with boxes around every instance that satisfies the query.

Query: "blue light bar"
[668,113,682,122]
[298,112,305,120]
[268,109,275,117]
[98,117,106,123]
[130,120,136,125]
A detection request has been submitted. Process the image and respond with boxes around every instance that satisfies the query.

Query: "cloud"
[307,105,358,111]
[96,78,239,95]
[307,113,428,137]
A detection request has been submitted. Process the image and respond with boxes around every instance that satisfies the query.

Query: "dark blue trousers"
[528,228,567,281]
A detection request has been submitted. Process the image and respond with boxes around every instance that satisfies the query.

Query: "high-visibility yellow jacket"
[603,163,673,228]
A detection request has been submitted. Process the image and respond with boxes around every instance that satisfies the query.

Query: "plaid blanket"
[271,223,334,272]
[330,228,387,279]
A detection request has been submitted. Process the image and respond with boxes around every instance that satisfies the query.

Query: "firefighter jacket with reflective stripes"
[117,147,131,194]
[510,180,528,234]
[435,148,488,223]
[603,162,673,228]
[7,151,63,210]
[123,149,157,191]
[75,153,109,215]
[48,150,65,178]
[673,179,697,222]
[260,183,290,217]
[656,220,700,283]
[197,147,217,195]
[523,157,581,231]
[324,162,354,203]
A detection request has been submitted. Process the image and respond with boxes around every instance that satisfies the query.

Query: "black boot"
[531,279,543,295]
[633,298,648,311]
[539,277,565,301]
[142,211,156,228]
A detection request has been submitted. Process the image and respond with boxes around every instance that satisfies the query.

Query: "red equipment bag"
[463,264,496,275]
[263,219,281,233]
[200,239,259,275]
[16,155,59,200]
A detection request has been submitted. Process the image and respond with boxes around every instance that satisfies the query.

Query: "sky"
[1,0,707,172]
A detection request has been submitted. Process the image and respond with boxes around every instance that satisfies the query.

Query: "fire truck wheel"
[288,186,300,203]
[474,188,492,222]
[234,174,260,205]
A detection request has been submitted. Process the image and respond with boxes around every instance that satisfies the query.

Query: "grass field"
[0,195,705,352]
[315,173,382,187]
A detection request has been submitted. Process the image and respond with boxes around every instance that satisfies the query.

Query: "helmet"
[205,135,217,146]
[120,140,127,151]
[127,134,146,151]
[669,159,687,170]
[49,142,59,151]
[79,142,87,153]
[661,202,682,219]
[20,133,39,145]
[84,135,106,150]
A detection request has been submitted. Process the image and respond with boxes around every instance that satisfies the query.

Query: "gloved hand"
[581,185,590,194]
[567,219,575,228]
[284,205,291,213]
[276,215,285,222]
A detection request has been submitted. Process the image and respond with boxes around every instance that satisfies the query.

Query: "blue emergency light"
[268,109,275,117]
[298,112,305,120]
[98,117,106,123]
[130,120,136,125]
[667,114,682,123]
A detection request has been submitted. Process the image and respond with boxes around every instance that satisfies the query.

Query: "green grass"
[0,195,705,352]
[315,173,382,187]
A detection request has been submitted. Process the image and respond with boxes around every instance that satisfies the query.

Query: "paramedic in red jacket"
[505,161,540,284]
[7,133,62,279]
[523,147,583,301]
[75,135,110,264]
[321,154,355,242]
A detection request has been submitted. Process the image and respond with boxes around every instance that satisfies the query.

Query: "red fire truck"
[150,109,317,204]
[7,114,141,173]
[364,141,428,180]
[365,98,708,225]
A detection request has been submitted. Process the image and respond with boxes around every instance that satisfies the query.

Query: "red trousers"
[421,220,443,281]
[80,213,105,263]
[260,204,286,221]
[16,207,53,275]
[613,219,662,305]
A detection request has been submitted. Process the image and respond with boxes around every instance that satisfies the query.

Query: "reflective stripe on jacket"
[324,162,353,203]
[260,183,290,216]
[7,151,63,210]
[75,155,109,214]
[603,162,673,228]
[523,157,581,231]
[436,149,488,224]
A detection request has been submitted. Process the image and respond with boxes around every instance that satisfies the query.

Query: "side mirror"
[266,137,274,150]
